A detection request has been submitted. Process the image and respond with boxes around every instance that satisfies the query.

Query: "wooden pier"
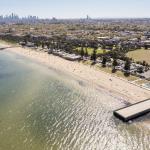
[114,99,150,122]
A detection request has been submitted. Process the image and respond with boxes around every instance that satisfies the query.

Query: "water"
[143,83,150,89]
[0,50,149,150]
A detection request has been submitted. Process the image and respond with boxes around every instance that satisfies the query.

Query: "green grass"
[135,79,150,85]
[81,60,139,81]
[82,60,93,65]
[0,39,18,46]
[76,47,110,55]
[95,64,139,81]
[127,48,150,64]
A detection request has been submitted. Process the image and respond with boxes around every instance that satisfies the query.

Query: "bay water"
[0,50,149,150]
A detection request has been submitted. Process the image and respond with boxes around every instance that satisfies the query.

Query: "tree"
[137,67,144,73]
[41,42,45,49]
[142,61,146,66]
[144,45,148,50]
[80,46,85,59]
[102,56,107,67]
[103,49,106,54]
[24,34,31,42]
[24,39,27,45]
[85,47,88,57]
[91,48,97,62]
[101,44,106,50]
[124,59,131,71]
[35,41,40,48]
[46,42,50,49]
[112,59,118,72]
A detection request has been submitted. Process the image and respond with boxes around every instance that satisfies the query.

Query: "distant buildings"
[0,13,39,24]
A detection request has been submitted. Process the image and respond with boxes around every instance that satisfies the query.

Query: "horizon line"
[0,13,150,20]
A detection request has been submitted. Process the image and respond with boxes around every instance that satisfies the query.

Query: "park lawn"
[127,48,150,64]
[114,71,139,81]
[135,79,150,85]
[82,60,139,81]
[0,39,18,45]
[76,47,110,55]
[95,64,139,81]
[82,60,93,65]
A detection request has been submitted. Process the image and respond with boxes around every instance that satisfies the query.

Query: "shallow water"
[0,51,149,150]
[143,83,150,89]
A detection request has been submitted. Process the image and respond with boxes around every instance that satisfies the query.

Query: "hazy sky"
[0,0,150,18]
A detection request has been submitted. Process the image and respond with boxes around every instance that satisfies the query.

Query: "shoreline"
[0,41,150,104]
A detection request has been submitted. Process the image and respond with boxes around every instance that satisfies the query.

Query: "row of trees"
[21,35,146,75]
[1,33,149,76]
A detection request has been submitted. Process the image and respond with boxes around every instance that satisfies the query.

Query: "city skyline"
[0,0,150,19]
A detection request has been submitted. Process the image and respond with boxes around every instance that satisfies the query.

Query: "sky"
[0,0,150,19]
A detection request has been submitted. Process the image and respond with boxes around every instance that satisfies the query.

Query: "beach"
[1,42,150,104]
[0,42,150,150]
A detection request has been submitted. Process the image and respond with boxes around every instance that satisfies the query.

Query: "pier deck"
[114,99,150,122]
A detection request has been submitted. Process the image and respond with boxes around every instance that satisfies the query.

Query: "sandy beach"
[0,42,150,104]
